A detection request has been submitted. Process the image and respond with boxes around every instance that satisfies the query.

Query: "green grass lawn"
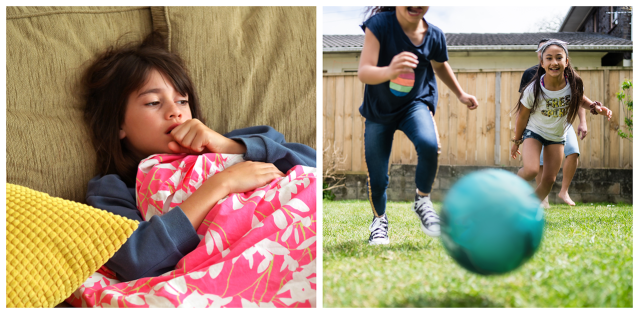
[323,200,633,307]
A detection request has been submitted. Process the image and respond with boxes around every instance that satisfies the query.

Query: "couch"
[7,6,316,203]
[6,6,316,307]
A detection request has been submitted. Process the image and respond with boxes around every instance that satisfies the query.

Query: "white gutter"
[324,45,633,53]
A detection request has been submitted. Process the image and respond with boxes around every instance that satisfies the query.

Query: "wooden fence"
[323,68,633,172]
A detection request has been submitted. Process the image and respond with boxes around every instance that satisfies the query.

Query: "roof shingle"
[324,33,633,52]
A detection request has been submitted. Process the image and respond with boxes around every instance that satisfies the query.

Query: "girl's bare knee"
[522,167,538,180]
[541,176,556,186]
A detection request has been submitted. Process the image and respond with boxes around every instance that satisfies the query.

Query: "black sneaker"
[368,214,389,245]
[413,194,440,237]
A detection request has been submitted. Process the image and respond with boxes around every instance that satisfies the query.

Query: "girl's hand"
[385,52,418,81]
[459,92,479,110]
[214,161,285,194]
[510,143,521,159]
[577,122,588,140]
[598,105,613,121]
[168,119,247,154]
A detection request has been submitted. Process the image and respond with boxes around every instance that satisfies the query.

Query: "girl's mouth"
[407,7,424,16]
[166,123,180,134]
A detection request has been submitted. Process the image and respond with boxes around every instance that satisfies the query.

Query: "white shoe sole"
[420,224,440,237]
[369,238,390,245]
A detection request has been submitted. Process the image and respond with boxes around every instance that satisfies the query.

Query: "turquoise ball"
[440,169,544,275]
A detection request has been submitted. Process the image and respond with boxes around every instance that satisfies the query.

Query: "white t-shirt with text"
[521,75,572,142]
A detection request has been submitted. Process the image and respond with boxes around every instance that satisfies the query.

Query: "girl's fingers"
[399,51,418,60]
[168,141,193,154]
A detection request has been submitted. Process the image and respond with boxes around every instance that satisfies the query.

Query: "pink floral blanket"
[67,153,316,308]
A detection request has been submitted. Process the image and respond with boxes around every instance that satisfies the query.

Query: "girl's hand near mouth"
[168,119,247,155]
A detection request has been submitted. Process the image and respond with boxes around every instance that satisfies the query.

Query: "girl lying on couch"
[69,32,316,308]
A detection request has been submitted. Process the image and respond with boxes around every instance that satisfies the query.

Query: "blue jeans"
[364,104,440,217]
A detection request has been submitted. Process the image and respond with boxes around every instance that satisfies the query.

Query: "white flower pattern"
[68,154,316,308]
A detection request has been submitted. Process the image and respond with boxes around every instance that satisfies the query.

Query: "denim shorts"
[540,124,579,165]
[522,129,565,147]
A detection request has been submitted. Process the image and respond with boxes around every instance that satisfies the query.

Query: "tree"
[617,79,633,141]
[530,14,564,32]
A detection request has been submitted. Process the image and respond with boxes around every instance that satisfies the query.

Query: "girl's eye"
[145,101,160,106]
[177,100,189,105]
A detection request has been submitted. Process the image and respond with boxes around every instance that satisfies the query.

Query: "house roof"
[559,7,595,32]
[323,33,633,53]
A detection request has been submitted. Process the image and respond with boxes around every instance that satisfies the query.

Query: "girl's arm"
[580,95,612,120]
[577,104,587,140]
[87,174,201,281]
[224,126,317,172]
[87,162,283,281]
[357,28,418,85]
[179,161,284,229]
[169,122,316,173]
[430,60,478,110]
[511,104,531,159]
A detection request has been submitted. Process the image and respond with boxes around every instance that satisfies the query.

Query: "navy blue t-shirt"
[360,11,448,124]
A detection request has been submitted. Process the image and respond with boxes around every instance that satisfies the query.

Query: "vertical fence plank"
[603,69,610,167]
[343,76,354,171]
[352,78,364,172]
[457,73,469,165]
[627,70,633,168]
[606,70,620,168]
[466,73,478,164]
[486,72,496,165]
[448,73,459,165]
[325,76,335,157]
[475,72,487,165]
[581,71,592,168]
[334,76,345,170]
[499,72,511,166]
[436,77,450,165]
[591,70,604,167]
[621,70,632,168]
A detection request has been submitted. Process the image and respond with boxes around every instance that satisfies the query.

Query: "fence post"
[494,71,501,165]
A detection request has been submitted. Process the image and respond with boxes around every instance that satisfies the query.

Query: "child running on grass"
[357,6,478,245]
[520,38,598,208]
[511,39,612,202]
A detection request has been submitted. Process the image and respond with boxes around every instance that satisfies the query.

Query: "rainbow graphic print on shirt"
[390,72,415,97]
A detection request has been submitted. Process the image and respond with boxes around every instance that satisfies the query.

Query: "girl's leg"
[398,105,441,237]
[398,105,440,194]
[364,119,397,217]
[518,138,543,181]
[537,144,564,201]
[536,146,550,208]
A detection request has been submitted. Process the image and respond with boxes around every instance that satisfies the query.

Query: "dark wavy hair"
[363,6,395,21]
[83,31,203,186]
[514,42,583,127]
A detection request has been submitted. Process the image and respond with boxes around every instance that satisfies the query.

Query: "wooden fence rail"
[323,69,633,172]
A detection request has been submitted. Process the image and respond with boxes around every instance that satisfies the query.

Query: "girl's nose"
[166,102,182,119]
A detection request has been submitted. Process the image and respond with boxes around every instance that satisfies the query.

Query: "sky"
[323,6,572,34]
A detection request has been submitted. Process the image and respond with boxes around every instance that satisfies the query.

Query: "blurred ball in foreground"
[440,169,544,275]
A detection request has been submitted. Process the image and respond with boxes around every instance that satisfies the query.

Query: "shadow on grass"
[380,293,501,308]
[324,239,436,256]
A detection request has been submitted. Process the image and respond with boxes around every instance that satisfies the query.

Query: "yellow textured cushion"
[6,184,139,308]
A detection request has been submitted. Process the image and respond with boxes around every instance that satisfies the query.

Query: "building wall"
[323,51,608,73]
[329,165,633,204]
[580,6,632,40]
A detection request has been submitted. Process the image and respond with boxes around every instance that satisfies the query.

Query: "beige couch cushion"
[153,6,316,148]
[6,6,154,202]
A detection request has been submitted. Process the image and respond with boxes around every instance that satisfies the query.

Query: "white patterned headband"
[536,40,569,56]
